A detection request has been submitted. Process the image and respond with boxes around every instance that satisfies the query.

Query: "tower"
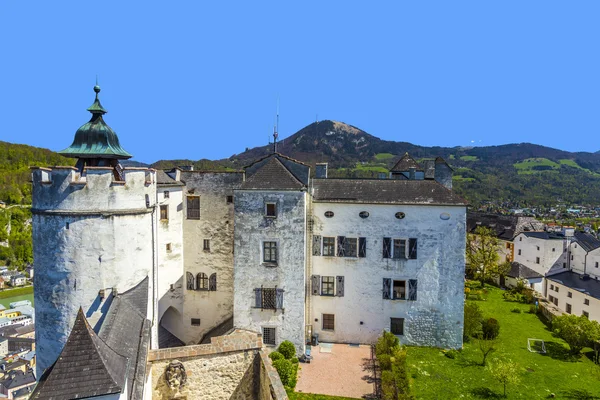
[32,85,158,377]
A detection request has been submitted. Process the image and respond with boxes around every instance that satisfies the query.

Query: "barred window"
[254,288,284,310]
[323,237,335,256]
[203,239,210,251]
[321,276,335,296]
[263,241,278,263]
[187,196,200,219]
[262,327,276,345]
[391,318,404,335]
[322,314,335,330]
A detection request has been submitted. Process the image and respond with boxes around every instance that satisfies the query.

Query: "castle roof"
[573,232,600,252]
[242,154,308,190]
[390,153,423,172]
[59,85,132,160]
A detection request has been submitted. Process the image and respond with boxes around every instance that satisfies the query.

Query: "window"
[392,280,406,300]
[393,239,407,259]
[324,211,334,218]
[359,211,369,219]
[506,243,511,249]
[537,246,540,251]
[191,318,201,326]
[555,286,559,293]
[322,314,335,330]
[395,212,405,219]
[227,195,233,204]
[203,239,210,251]
[164,191,170,199]
[196,273,208,290]
[338,237,358,258]
[553,297,558,306]
[263,241,278,263]
[536,257,540,264]
[323,237,335,256]
[552,248,555,252]
[548,295,554,303]
[166,243,172,252]
[262,327,276,345]
[596,262,599,268]
[584,299,590,306]
[518,249,522,255]
[567,292,572,298]
[321,276,335,296]
[65,222,70,230]
[563,263,566,268]
[265,203,277,218]
[209,273,217,291]
[254,288,284,310]
[571,255,574,261]
[583,311,589,318]
[187,196,200,219]
[390,318,404,335]
[566,303,572,314]
[160,205,168,221]
[519,237,522,242]
[550,284,554,290]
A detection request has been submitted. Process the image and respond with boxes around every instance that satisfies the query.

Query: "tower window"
[164,191,170,199]
[203,239,210,251]
[187,196,200,219]
[263,242,278,264]
[265,203,277,218]
[227,195,233,204]
[160,205,169,221]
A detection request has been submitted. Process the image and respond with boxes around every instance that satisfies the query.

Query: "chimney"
[174,168,181,181]
[409,167,416,180]
[316,163,328,179]
[434,157,452,190]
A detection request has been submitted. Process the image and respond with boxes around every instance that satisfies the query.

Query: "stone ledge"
[258,350,288,400]
[148,329,263,362]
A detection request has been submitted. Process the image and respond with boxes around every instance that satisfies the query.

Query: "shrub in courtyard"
[290,357,299,364]
[277,340,296,359]
[464,302,483,340]
[529,305,537,314]
[482,318,500,340]
[269,351,284,362]
[272,358,294,387]
[376,331,400,357]
[553,314,600,354]
[488,358,520,397]
[511,307,522,313]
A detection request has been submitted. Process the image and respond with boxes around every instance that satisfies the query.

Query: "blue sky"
[1,2,598,163]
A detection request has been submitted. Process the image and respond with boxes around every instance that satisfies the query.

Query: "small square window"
[391,318,404,335]
[191,318,201,326]
[550,284,554,290]
[567,291,572,298]
[519,237,522,242]
[166,243,172,252]
[584,299,590,306]
[227,195,233,204]
[322,314,335,330]
[262,327,276,345]
[160,205,169,221]
[566,303,572,314]
[535,257,540,264]
[266,203,277,218]
[203,239,210,251]
[263,241,278,263]
[323,237,335,256]
[321,276,335,296]
[583,311,589,318]
[164,191,170,199]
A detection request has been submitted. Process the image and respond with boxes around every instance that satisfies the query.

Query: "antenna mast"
[273,98,279,153]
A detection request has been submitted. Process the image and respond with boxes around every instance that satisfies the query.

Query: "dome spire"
[87,80,107,115]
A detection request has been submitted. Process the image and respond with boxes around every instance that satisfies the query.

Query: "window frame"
[227,195,233,204]
[392,280,407,300]
[343,237,358,258]
[535,257,540,264]
[322,314,335,331]
[566,303,572,314]
[321,276,335,296]
[583,310,589,318]
[265,202,277,218]
[186,195,200,220]
[166,243,172,252]
[164,190,170,199]
[262,327,276,346]
[263,241,278,264]
[196,273,209,291]
[160,205,169,221]
[392,238,407,259]
[322,237,336,257]
[390,317,404,335]
[203,239,210,251]
[584,298,590,306]
[191,318,201,326]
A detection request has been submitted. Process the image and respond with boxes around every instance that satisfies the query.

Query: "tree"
[463,302,483,341]
[466,226,503,287]
[553,314,600,355]
[488,358,520,397]
[477,338,498,366]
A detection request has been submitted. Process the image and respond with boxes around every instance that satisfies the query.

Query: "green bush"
[277,340,296,360]
[290,357,299,364]
[511,307,522,313]
[272,359,294,387]
[269,351,284,362]
[376,331,400,357]
[378,354,392,370]
[287,363,298,389]
[464,302,483,340]
[376,331,412,399]
[481,318,500,340]
[529,305,537,314]
[443,349,459,359]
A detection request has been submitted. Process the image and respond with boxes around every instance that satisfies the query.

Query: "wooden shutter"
[337,236,346,257]
[336,276,345,297]
[408,279,418,301]
[313,235,322,256]
[409,238,418,259]
[311,275,321,295]
[276,288,284,309]
[383,278,391,300]
[186,272,195,290]
[254,288,262,308]
[359,237,367,258]
[209,273,217,291]
[383,238,391,258]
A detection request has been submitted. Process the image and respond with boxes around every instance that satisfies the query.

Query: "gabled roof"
[31,308,128,400]
[1,370,36,390]
[156,170,184,186]
[241,156,305,190]
[390,153,423,172]
[467,212,544,241]
[311,179,467,205]
[573,232,600,253]
[507,262,543,279]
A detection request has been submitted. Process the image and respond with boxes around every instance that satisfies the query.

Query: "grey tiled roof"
[31,308,127,400]
[242,156,305,190]
[390,153,423,172]
[507,262,543,279]
[547,271,600,300]
[156,170,184,186]
[311,178,467,205]
[1,370,36,390]
[467,213,545,241]
[522,231,564,240]
[158,325,185,349]
[573,232,600,252]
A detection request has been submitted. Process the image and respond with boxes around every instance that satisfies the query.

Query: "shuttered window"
[408,238,418,259]
[209,273,217,291]
[323,237,335,256]
[344,238,358,257]
[313,235,322,256]
[196,273,208,290]
[254,288,284,310]
[311,275,321,295]
[336,276,345,297]
[383,278,418,301]
[186,272,195,290]
[408,279,418,301]
[382,278,391,299]
[359,237,367,258]
[321,276,335,296]
[393,239,406,259]
[337,236,346,257]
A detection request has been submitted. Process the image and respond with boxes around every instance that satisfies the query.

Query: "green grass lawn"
[374,153,395,161]
[460,155,479,161]
[408,284,600,399]
[286,390,359,400]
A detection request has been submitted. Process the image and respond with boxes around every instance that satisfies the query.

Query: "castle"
[29,86,467,399]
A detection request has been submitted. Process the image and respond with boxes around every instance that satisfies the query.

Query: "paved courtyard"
[295,343,374,399]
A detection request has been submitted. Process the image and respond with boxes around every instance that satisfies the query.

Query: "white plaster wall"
[180,172,242,344]
[233,190,307,354]
[156,186,184,338]
[32,168,156,377]
[513,234,567,278]
[570,243,587,275]
[310,203,466,349]
[547,280,600,322]
[586,248,600,279]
